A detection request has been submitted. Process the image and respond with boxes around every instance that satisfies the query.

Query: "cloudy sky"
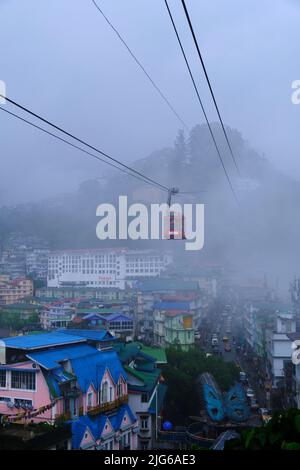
[0,0,299,204]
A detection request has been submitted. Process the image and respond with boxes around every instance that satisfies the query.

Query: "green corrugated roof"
[139,345,167,364]
[125,365,160,393]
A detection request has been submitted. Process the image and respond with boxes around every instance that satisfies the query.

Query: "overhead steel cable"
[0,94,169,193]
[0,106,165,191]
[164,0,239,204]
[91,0,189,131]
[180,0,240,174]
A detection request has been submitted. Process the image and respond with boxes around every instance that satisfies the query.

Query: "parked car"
[223,335,229,342]
[239,371,247,383]
[246,388,255,398]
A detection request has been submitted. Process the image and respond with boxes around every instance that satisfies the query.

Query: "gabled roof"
[105,313,133,322]
[71,404,137,449]
[82,313,106,321]
[71,414,108,449]
[125,366,160,394]
[70,349,126,393]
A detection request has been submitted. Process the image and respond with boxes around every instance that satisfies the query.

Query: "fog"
[1,1,300,298]
[0,0,299,204]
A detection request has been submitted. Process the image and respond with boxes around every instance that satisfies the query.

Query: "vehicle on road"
[246,388,255,398]
[239,371,247,383]
[223,335,229,342]
[212,337,219,346]
[224,344,231,352]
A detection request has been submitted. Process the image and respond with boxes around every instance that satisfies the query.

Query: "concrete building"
[135,279,200,342]
[0,330,138,450]
[153,301,195,351]
[40,307,75,330]
[266,313,296,387]
[0,276,33,305]
[47,248,172,290]
[26,249,49,280]
[36,286,128,302]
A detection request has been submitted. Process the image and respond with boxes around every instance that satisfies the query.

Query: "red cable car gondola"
[164,187,186,240]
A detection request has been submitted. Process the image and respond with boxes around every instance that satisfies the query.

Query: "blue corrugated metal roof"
[71,414,108,449]
[109,403,137,430]
[70,349,127,393]
[2,332,86,350]
[26,344,98,370]
[154,301,191,310]
[71,404,137,449]
[82,313,106,321]
[106,313,133,322]
[59,329,115,341]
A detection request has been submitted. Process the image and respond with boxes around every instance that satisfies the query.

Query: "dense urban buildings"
[0,275,33,305]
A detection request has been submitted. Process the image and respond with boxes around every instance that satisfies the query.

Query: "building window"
[101,381,108,403]
[14,398,33,408]
[141,393,148,403]
[117,381,123,397]
[0,396,10,403]
[11,371,35,391]
[140,416,148,429]
[121,432,130,448]
[87,392,93,408]
[0,370,6,388]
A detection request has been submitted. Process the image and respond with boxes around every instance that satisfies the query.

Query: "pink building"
[0,330,138,450]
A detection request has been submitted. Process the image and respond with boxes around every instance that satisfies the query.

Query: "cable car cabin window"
[164,212,186,240]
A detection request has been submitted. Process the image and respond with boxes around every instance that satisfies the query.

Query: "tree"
[162,347,239,424]
[225,409,300,450]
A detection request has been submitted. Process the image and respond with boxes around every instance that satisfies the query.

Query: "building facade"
[47,249,172,290]
[0,276,34,305]
[0,330,138,450]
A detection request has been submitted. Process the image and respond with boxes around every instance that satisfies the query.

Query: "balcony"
[87,395,128,416]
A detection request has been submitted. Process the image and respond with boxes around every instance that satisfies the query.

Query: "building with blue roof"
[1,331,86,350]
[71,404,138,450]
[0,330,138,450]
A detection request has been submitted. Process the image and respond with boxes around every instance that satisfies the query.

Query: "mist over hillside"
[0,122,299,293]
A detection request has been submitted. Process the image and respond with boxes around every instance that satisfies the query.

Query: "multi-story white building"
[266,313,296,387]
[47,249,172,290]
